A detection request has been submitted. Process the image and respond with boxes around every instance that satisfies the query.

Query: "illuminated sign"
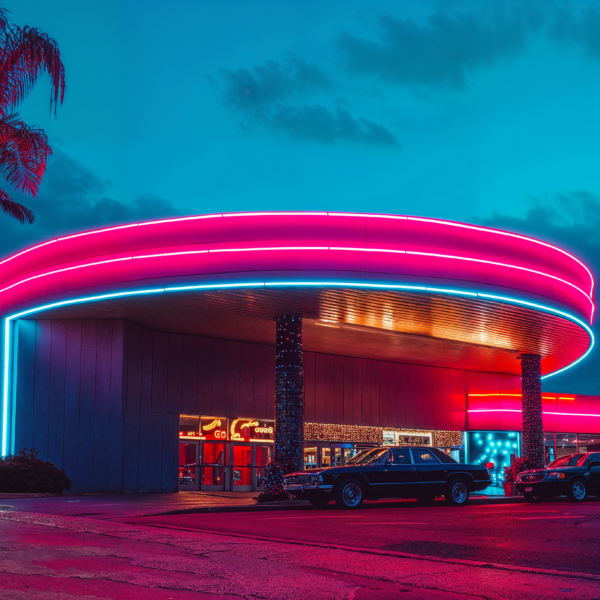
[230,418,274,441]
[200,417,227,440]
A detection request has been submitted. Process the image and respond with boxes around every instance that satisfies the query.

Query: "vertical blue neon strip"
[0,281,594,457]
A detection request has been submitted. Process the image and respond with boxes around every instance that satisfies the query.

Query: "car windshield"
[345,448,389,465]
[547,454,584,468]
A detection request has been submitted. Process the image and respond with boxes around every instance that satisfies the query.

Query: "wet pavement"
[0,494,599,599]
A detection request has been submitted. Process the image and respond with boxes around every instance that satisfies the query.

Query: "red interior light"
[485,462,495,469]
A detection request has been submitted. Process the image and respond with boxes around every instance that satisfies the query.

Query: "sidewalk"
[0,490,529,520]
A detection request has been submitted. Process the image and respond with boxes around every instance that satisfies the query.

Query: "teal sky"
[5,0,600,393]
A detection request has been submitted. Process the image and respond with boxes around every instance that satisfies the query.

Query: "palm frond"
[0,187,34,223]
[0,16,65,114]
[0,113,50,196]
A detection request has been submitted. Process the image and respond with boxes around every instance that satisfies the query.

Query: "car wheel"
[309,497,330,508]
[415,494,436,506]
[335,478,365,509]
[524,492,543,503]
[445,478,470,506]
[567,479,588,502]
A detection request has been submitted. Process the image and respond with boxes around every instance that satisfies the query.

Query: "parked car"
[283,446,491,509]
[515,452,600,503]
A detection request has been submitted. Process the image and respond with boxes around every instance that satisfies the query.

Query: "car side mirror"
[588,461,600,469]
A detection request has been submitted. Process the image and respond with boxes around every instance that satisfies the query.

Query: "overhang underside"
[25,287,590,376]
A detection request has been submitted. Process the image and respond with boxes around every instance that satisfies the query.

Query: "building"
[0,212,597,493]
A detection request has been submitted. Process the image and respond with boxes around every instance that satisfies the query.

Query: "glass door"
[202,442,225,490]
[255,445,272,491]
[231,444,252,491]
[179,441,200,491]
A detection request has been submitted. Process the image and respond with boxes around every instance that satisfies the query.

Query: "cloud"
[480,191,600,394]
[547,4,600,60]
[335,6,544,90]
[0,148,180,256]
[217,55,399,147]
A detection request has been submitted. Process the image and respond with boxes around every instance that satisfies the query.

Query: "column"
[274,316,304,472]
[521,353,544,469]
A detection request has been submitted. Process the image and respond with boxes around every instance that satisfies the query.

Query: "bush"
[0,448,72,493]
[503,456,530,483]
[257,460,293,503]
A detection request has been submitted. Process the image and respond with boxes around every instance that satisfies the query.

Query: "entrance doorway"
[202,442,226,490]
[179,441,200,491]
[231,444,252,491]
[255,445,272,491]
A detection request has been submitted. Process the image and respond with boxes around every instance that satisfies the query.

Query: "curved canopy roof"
[0,212,594,377]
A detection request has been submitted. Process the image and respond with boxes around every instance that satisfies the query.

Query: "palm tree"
[0,7,65,224]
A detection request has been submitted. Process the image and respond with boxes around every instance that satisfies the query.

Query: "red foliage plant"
[0,448,71,493]
[0,6,66,224]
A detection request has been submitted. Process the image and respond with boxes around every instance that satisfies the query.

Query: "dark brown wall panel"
[14,320,36,453]
[32,321,52,461]
[239,343,255,418]
[197,337,212,415]
[387,363,397,428]
[109,320,125,492]
[225,341,241,418]
[315,354,326,424]
[370,361,380,426]
[93,320,113,492]
[140,326,153,413]
[334,356,344,425]
[47,320,66,468]
[343,356,353,425]
[125,323,141,412]
[352,358,361,425]
[324,354,335,424]
[211,339,227,417]
[167,334,183,416]
[304,352,316,422]
[78,320,97,492]
[253,344,269,419]
[151,332,168,413]
[361,359,370,425]
[181,335,198,415]
[63,320,82,492]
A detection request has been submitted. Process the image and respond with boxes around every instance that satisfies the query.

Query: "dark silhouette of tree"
[0,7,65,223]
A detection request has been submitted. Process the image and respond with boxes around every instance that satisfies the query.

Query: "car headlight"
[318,474,324,483]
[545,472,565,480]
[309,474,319,484]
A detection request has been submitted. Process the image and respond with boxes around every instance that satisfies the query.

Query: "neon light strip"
[0,212,593,296]
[468,409,600,418]
[0,246,591,313]
[0,280,594,456]
[468,393,560,399]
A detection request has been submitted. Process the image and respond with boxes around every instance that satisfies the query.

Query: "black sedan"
[515,452,600,503]
[283,446,491,509]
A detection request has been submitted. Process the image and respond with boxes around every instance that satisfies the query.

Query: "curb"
[0,493,64,499]
[149,495,525,516]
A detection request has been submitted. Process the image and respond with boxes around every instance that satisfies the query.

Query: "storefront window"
[577,434,600,453]
[467,431,520,488]
[304,447,317,469]
[543,432,555,465]
[556,433,577,458]
[180,415,200,438]
[321,447,331,468]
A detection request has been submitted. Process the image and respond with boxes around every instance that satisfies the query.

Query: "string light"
[304,422,463,448]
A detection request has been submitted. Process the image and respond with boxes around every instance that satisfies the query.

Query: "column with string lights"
[521,353,544,469]
[274,316,304,472]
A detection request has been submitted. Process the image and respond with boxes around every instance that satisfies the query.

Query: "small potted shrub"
[0,448,72,494]
[502,457,529,496]
[257,459,296,503]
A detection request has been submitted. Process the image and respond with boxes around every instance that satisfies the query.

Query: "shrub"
[257,460,293,503]
[503,456,530,483]
[0,448,72,493]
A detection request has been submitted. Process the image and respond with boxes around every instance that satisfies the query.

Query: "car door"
[410,448,446,495]
[586,452,600,490]
[380,448,419,497]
